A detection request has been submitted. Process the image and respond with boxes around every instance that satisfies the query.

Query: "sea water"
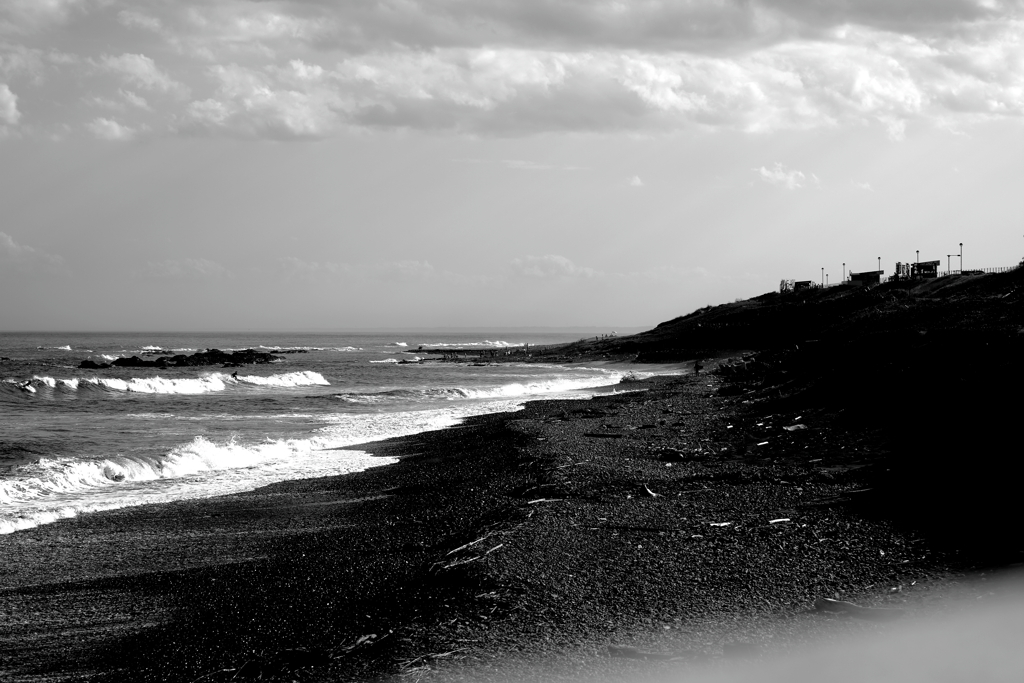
[1,331,664,534]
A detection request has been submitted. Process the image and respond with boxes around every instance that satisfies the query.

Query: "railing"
[782,263,1020,293]
[938,265,1020,277]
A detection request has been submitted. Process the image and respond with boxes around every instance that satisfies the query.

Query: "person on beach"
[694,359,704,376]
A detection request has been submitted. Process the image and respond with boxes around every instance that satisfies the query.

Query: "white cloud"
[116,10,162,33]
[0,231,63,270]
[86,117,136,141]
[0,83,19,124]
[182,63,340,138]
[756,162,813,189]
[0,0,92,33]
[100,53,186,95]
[853,181,874,191]
[5,2,1024,140]
[120,89,150,110]
[510,254,598,279]
[139,258,233,279]
[629,175,644,187]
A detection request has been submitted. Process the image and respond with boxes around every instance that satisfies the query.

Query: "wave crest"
[235,371,330,387]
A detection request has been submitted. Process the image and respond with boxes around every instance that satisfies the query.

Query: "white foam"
[83,375,227,394]
[370,358,400,364]
[99,354,118,361]
[419,340,525,348]
[391,342,408,347]
[235,371,330,387]
[4,380,36,393]
[257,345,363,352]
[0,398,538,534]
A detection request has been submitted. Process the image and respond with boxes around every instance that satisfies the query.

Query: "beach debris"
[784,424,808,431]
[527,498,562,504]
[398,647,467,671]
[446,533,495,556]
[814,598,904,621]
[643,483,660,498]
[217,647,335,681]
[757,441,769,446]
[709,522,733,527]
[769,518,791,524]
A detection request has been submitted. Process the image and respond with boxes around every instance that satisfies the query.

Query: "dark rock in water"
[110,349,282,368]
[79,360,112,369]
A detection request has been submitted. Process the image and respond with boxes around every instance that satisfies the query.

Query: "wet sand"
[0,369,991,682]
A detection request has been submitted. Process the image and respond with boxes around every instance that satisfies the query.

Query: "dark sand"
[0,368,997,682]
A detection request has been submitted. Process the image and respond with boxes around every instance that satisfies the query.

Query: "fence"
[781,263,1020,293]
[937,265,1019,277]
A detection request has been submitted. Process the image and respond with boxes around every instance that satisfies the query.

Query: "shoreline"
[0,366,996,682]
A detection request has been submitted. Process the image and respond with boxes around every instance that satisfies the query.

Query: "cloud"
[5,2,1024,140]
[182,63,341,138]
[116,9,162,33]
[853,181,874,191]
[0,0,93,34]
[120,89,150,110]
[86,117,136,140]
[756,162,817,189]
[629,175,644,187]
[510,254,599,279]
[138,258,233,279]
[0,231,63,271]
[0,83,19,124]
[100,53,186,95]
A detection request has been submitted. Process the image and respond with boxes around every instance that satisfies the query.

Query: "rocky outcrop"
[78,349,282,369]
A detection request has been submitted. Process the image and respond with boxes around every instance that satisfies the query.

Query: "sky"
[1,1,1023,332]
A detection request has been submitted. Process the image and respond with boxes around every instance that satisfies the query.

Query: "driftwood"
[814,597,904,620]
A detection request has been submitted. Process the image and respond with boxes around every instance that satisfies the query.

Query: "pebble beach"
[1,367,1004,683]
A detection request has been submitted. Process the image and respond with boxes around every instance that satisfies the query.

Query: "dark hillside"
[545,270,1024,565]
[541,268,1022,362]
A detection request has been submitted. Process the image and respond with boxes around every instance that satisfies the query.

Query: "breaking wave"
[333,371,626,404]
[258,345,363,352]
[10,371,331,395]
[234,371,330,387]
[0,399,531,534]
[417,340,525,348]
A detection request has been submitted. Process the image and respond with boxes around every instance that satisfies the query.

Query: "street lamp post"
[821,267,824,287]
[826,273,829,286]
[947,254,951,274]
[878,256,881,273]
[959,243,963,272]
[843,263,846,282]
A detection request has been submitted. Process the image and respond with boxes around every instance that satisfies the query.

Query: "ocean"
[1,331,667,535]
